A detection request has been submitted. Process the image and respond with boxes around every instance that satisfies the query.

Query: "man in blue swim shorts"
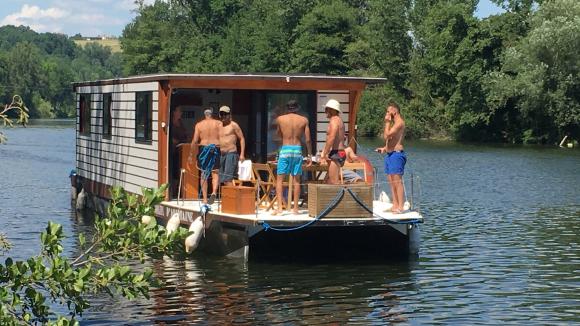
[273,100,312,215]
[376,101,407,214]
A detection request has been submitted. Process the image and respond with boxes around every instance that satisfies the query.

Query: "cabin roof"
[72,73,387,89]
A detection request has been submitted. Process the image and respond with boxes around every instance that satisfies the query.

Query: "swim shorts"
[220,151,239,183]
[384,151,406,175]
[197,145,220,179]
[277,145,303,176]
[329,149,346,167]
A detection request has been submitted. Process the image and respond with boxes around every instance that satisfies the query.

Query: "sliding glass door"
[263,92,316,161]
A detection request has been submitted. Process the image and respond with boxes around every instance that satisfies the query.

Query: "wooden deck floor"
[159,199,423,226]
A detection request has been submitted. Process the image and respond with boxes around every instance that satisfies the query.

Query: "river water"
[1,123,579,324]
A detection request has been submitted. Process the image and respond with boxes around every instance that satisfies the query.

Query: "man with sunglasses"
[218,106,246,186]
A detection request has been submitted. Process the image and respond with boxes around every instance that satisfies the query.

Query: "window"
[135,92,152,142]
[103,93,112,138]
[79,94,90,136]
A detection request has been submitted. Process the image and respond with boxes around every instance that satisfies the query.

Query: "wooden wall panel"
[77,137,158,153]
[316,91,350,152]
[76,82,160,195]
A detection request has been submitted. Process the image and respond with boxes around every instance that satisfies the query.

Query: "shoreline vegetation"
[0,0,578,145]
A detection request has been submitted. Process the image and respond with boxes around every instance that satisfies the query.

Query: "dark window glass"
[103,93,112,138]
[265,92,316,159]
[79,94,90,136]
[135,92,152,142]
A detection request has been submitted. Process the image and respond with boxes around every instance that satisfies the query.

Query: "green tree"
[490,0,542,13]
[407,1,507,139]
[360,0,412,92]
[0,26,121,118]
[290,0,358,74]
[122,1,189,74]
[175,0,246,35]
[3,42,44,118]
[0,95,29,144]
[484,0,580,143]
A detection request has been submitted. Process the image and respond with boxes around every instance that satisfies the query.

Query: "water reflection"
[124,257,413,325]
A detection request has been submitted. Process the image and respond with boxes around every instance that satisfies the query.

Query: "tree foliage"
[0,26,122,118]
[0,185,190,325]
[0,95,29,144]
[484,0,580,143]
[2,0,577,143]
[117,0,578,143]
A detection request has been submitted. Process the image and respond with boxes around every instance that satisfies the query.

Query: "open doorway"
[168,88,243,199]
[167,88,316,199]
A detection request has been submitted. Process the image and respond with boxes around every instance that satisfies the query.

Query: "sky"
[0,0,505,37]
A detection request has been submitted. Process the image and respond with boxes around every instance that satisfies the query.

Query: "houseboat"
[72,73,423,260]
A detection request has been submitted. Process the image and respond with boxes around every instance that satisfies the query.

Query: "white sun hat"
[324,99,341,113]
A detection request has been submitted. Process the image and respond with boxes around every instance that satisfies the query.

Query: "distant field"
[74,39,122,53]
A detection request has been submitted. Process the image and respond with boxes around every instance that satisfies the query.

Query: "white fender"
[166,212,181,235]
[185,216,204,254]
[403,201,410,211]
[379,191,391,203]
[76,188,87,211]
[141,215,154,225]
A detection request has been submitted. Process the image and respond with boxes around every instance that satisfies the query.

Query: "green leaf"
[78,233,85,247]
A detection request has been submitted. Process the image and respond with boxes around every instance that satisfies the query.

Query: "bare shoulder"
[329,115,340,126]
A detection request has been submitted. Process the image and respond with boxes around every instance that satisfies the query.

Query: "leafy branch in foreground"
[0,233,11,254]
[0,184,190,325]
[0,95,30,144]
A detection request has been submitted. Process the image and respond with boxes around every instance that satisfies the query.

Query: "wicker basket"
[307,183,372,218]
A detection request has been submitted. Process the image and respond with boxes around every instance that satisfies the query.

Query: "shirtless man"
[190,108,222,204]
[274,100,312,215]
[376,102,406,213]
[218,105,245,186]
[320,99,346,184]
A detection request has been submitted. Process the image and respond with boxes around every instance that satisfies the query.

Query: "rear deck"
[156,199,423,259]
[158,199,422,228]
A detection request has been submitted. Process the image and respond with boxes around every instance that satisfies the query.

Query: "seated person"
[341,146,364,183]
[342,169,363,183]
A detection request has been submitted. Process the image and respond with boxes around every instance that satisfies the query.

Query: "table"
[268,162,328,209]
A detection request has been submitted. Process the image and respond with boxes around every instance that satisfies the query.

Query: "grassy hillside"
[74,39,122,53]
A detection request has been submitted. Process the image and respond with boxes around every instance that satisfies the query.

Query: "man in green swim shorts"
[274,100,312,215]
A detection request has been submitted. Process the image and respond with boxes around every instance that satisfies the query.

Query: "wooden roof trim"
[72,73,387,89]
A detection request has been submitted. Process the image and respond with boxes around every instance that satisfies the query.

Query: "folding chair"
[340,162,368,184]
[252,163,287,210]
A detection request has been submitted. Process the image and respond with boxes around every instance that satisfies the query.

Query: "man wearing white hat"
[321,99,346,184]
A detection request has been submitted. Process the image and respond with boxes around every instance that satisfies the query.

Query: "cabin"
[72,73,422,260]
[73,73,385,199]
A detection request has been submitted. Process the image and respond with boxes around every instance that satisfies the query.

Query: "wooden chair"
[252,163,287,210]
[340,162,368,184]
